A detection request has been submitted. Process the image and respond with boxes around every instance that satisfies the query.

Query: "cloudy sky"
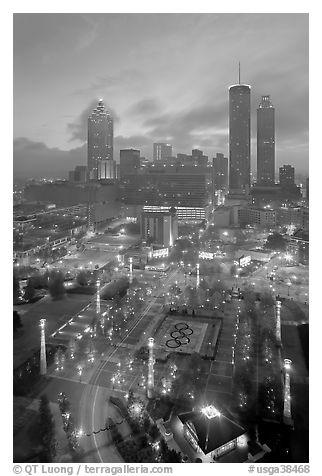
[13,13,308,180]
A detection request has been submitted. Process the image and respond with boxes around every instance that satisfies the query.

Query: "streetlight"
[287,282,291,297]
[78,366,83,382]
[40,318,47,375]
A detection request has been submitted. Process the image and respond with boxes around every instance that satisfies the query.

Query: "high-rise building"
[120,149,140,178]
[88,100,113,180]
[212,153,228,190]
[279,165,295,187]
[257,95,275,185]
[229,79,251,193]
[153,143,173,161]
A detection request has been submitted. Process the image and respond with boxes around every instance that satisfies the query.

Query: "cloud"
[115,135,152,151]
[141,100,228,155]
[67,100,119,143]
[127,98,161,117]
[13,138,86,180]
[73,69,144,96]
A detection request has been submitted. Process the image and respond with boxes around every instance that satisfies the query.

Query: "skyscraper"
[257,95,275,185]
[279,164,295,187]
[153,143,173,161]
[229,73,251,193]
[212,153,228,190]
[88,100,113,180]
[120,149,141,178]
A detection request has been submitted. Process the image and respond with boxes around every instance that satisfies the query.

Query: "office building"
[238,206,276,227]
[191,149,208,166]
[88,100,113,180]
[121,171,211,221]
[257,96,275,185]
[69,165,88,183]
[212,153,228,190]
[279,165,295,188]
[276,206,309,230]
[120,149,141,178]
[141,209,178,247]
[153,143,173,161]
[229,82,251,193]
[98,159,118,180]
[288,229,309,265]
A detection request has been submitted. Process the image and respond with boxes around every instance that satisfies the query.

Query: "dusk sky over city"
[13,13,308,179]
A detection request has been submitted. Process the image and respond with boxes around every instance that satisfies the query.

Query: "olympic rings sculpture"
[165,322,194,349]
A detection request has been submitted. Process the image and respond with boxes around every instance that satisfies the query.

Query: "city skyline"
[13,13,308,180]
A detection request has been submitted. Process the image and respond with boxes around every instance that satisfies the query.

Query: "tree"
[76,270,89,286]
[13,274,20,303]
[260,292,275,309]
[264,232,287,251]
[148,423,160,441]
[24,279,36,301]
[230,264,238,277]
[38,394,57,462]
[48,271,65,300]
[160,439,181,462]
[13,310,23,332]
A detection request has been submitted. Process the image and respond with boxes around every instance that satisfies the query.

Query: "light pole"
[40,318,47,375]
[275,300,282,345]
[78,366,83,383]
[129,257,133,284]
[147,337,155,399]
[196,263,200,289]
[287,282,291,297]
[283,359,293,426]
[96,278,101,316]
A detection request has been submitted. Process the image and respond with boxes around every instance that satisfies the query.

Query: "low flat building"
[175,405,247,462]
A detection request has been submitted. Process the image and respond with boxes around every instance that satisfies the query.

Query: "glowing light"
[201,405,221,419]
[284,359,292,371]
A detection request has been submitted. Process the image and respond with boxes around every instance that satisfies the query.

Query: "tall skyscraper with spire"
[88,100,113,180]
[257,95,275,185]
[228,64,251,193]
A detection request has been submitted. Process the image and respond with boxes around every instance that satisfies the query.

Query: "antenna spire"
[238,62,241,84]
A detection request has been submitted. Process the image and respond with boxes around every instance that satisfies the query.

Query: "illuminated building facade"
[177,406,246,462]
[257,96,275,185]
[141,209,178,247]
[98,159,118,180]
[88,100,113,180]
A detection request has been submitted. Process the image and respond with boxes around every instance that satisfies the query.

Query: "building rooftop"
[178,407,245,454]
[292,228,309,241]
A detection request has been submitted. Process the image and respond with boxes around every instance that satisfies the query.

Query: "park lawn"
[14,293,90,369]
